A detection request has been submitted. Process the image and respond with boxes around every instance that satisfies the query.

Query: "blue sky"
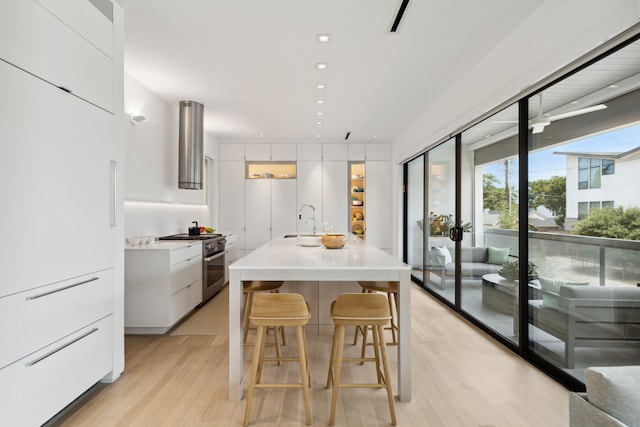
[484,123,640,185]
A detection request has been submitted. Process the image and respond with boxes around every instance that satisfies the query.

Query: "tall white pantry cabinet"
[0,1,124,425]
[219,142,392,255]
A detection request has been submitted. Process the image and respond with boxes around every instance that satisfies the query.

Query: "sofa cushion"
[486,246,510,265]
[433,246,452,265]
[539,277,589,310]
[585,366,640,426]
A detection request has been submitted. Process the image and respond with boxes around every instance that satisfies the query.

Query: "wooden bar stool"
[243,281,286,359]
[353,281,398,361]
[244,293,312,426]
[326,293,396,426]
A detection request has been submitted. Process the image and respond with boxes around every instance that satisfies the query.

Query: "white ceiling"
[122,0,548,143]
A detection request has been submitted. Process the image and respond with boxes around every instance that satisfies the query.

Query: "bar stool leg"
[326,325,338,388]
[296,325,312,425]
[329,324,346,426]
[244,325,266,426]
[377,324,397,426]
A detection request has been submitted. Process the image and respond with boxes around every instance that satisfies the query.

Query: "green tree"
[483,173,506,211]
[573,207,640,240]
[497,201,518,229]
[528,176,566,228]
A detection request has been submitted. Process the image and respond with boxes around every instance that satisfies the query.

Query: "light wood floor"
[48,284,569,427]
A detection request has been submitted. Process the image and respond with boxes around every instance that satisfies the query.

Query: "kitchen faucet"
[298,204,317,234]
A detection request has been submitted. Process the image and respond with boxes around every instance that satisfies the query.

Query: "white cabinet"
[220,161,246,253]
[365,161,392,250]
[220,143,245,160]
[125,242,202,334]
[0,1,122,424]
[0,57,115,298]
[322,161,348,233]
[0,315,114,427]
[246,179,297,249]
[297,143,322,160]
[0,0,114,112]
[323,143,348,160]
[270,143,296,161]
[296,161,323,234]
[348,143,366,160]
[366,143,391,160]
[245,143,271,161]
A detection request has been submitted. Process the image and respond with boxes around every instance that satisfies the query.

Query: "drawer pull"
[26,328,99,367]
[58,85,72,93]
[26,277,99,300]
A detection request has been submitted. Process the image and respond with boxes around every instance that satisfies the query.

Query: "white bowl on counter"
[297,234,322,247]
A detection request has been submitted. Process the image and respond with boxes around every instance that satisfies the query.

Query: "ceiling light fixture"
[316,34,331,43]
[316,112,324,116]
[316,84,325,89]
[316,121,323,125]
[315,63,327,70]
[317,99,325,104]
[259,134,265,138]
[372,134,379,138]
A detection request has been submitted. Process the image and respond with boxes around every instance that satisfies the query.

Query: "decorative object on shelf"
[352,186,364,192]
[351,195,363,206]
[352,212,364,221]
[352,224,364,235]
[351,174,364,179]
[499,259,538,281]
[321,233,347,249]
[263,172,274,178]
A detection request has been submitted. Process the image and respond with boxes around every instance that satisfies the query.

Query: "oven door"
[203,250,226,302]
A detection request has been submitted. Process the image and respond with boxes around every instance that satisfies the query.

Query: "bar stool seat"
[353,281,399,359]
[244,293,312,426]
[243,281,286,355]
[326,293,396,426]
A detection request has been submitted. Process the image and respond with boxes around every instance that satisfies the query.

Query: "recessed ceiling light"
[316,112,324,116]
[372,134,379,138]
[316,84,326,89]
[316,121,323,125]
[317,99,325,104]
[315,63,327,70]
[316,34,331,43]
[316,134,321,138]
[258,134,265,138]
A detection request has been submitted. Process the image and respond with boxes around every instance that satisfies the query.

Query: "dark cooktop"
[158,233,222,241]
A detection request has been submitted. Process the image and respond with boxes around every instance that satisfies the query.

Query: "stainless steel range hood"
[178,100,204,189]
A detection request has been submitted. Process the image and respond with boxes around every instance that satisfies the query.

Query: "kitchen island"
[228,235,412,401]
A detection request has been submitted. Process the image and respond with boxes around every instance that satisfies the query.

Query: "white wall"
[123,74,219,239]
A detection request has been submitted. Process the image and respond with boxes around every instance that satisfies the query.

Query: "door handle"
[449,226,464,242]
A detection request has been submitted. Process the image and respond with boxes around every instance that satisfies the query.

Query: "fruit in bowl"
[321,233,347,249]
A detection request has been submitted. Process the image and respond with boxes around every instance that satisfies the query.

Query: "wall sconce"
[129,113,147,124]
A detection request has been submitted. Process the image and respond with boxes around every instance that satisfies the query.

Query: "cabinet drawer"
[170,255,202,294]
[170,243,201,264]
[0,269,114,369]
[0,315,113,427]
[170,280,201,324]
[0,0,114,112]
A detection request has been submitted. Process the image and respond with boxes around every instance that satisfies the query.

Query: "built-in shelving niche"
[245,161,297,179]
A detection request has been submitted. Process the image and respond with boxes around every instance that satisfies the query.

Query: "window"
[578,200,615,219]
[602,159,615,175]
[578,157,612,189]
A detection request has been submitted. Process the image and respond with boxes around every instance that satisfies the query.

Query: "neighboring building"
[555,146,640,230]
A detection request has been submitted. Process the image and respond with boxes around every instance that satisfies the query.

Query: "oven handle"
[204,250,227,263]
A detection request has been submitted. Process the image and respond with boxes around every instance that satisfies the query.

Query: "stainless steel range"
[158,233,227,303]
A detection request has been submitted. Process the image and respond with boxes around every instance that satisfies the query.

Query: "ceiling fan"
[494,92,608,134]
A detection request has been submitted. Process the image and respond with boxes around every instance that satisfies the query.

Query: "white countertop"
[230,235,408,272]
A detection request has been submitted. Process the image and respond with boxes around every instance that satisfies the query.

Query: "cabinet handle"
[26,277,99,300]
[111,160,117,227]
[26,328,99,367]
[58,86,72,93]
